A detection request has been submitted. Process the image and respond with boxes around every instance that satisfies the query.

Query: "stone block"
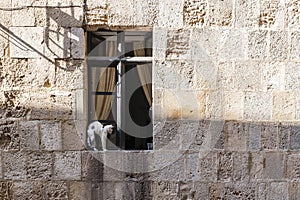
[248,30,268,59]
[235,61,261,91]
[206,91,225,119]
[235,0,259,27]
[154,61,179,89]
[217,152,233,182]
[69,181,92,200]
[62,121,84,150]
[208,0,233,26]
[47,7,83,28]
[27,151,52,180]
[233,152,249,181]
[152,181,178,198]
[224,183,256,199]
[12,181,43,200]
[258,183,268,199]
[0,181,13,199]
[198,152,218,181]
[285,62,300,90]
[224,92,243,120]
[289,182,300,200]
[176,91,204,119]
[0,10,11,27]
[154,121,180,150]
[153,157,185,181]
[269,182,288,199]
[55,59,83,90]
[269,31,288,60]
[44,181,68,199]
[217,61,234,90]
[180,120,206,151]
[108,0,134,26]
[179,181,209,200]
[194,61,218,90]
[9,27,44,58]
[81,152,104,180]
[248,123,261,150]
[183,0,207,27]
[190,28,220,61]
[48,91,74,120]
[224,121,247,151]
[114,182,138,200]
[209,183,224,199]
[91,182,115,200]
[244,92,272,121]
[71,28,84,59]
[261,123,278,150]
[249,152,263,180]
[290,126,300,150]
[278,124,290,150]
[262,61,285,91]
[44,27,71,58]
[291,31,300,60]
[0,32,9,58]
[263,152,285,179]
[153,27,167,60]
[12,8,35,27]
[19,121,39,150]
[186,153,199,180]
[219,29,247,61]
[134,0,158,26]
[85,4,108,27]
[161,91,182,120]
[0,120,19,151]
[166,29,190,60]
[287,154,300,180]
[286,0,300,29]
[40,121,62,151]
[259,0,280,28]
[3,152,26,180]
[54,151,81,180]
[273,92,295,121]
[157,0,183,28]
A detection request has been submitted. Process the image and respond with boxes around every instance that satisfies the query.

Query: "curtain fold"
[133,42,152,106]
[94,41,116,120]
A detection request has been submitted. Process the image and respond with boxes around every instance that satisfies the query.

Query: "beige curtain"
[133,42,152,106]
[94,41,116,120]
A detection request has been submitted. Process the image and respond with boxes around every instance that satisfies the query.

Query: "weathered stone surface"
[235,61,261,91]
[206,91,225,119]
[248,30,268,59]
[198,152,218,181]
[62,120,84,150]
[270,31,288,60]
[69,181,92,200]
[0,32,9,58]
[0,120,19,151]
[263,152,285,179]
[3,152,26,180]
[219,29,247,60]
[27,151,52,180]
[194,61,218,90]
[287,153,300,180]
[248,123,261,150]
[235,0,259,27]
[19,121,39,150]
[191,28,220,61]
[153,27,167,60]
[9,27,44,58]
[44,27,70,58]
[154,61,179,89]
[249,152,263,180]
[12,8,35,27]
[224,121,247,151]
[178,181,209,200]
[134,0,158,26]
[269,182,289,200]
[290,125,300,149]
[285,62,300,90]
[209,183,224,199]
[217,152,233,182]
[259,0,280,28]
[70,28,84,59]
[152,157,185,181]
[224,183,256,199]
[286,0,300,29]
[82,152,105,181]
[232,152,249,181]
[261,123,278,150]
[158,0,183,28]
[0,181,13,200]
[44,181,68,199]
[244,92,272,121]
[278,123,290,149]
[217,61,234,90]
[12,181,43,200]
[289,182,300,200]
[166,29,190,60]
[47,7,83,28]
[208,0,233,26]
[273,92,295,121]
[108,0,134,26]
[40,121,62,150]
[183,0,207,27]
[152,181,178,199]
[91,182,115,200]
[291,31,300,60]
[262,61,285,91]
[224,91,243,120]
[54,151,81,180]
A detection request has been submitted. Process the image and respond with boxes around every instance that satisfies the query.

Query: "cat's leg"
[87,130,98,151]
[101,132,107,151]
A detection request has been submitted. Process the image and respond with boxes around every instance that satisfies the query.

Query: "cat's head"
[104,124,114,134]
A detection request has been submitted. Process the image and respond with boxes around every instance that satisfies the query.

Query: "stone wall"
[0,0,299,199]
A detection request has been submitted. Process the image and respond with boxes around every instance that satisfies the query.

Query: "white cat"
[87,121,114,151]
